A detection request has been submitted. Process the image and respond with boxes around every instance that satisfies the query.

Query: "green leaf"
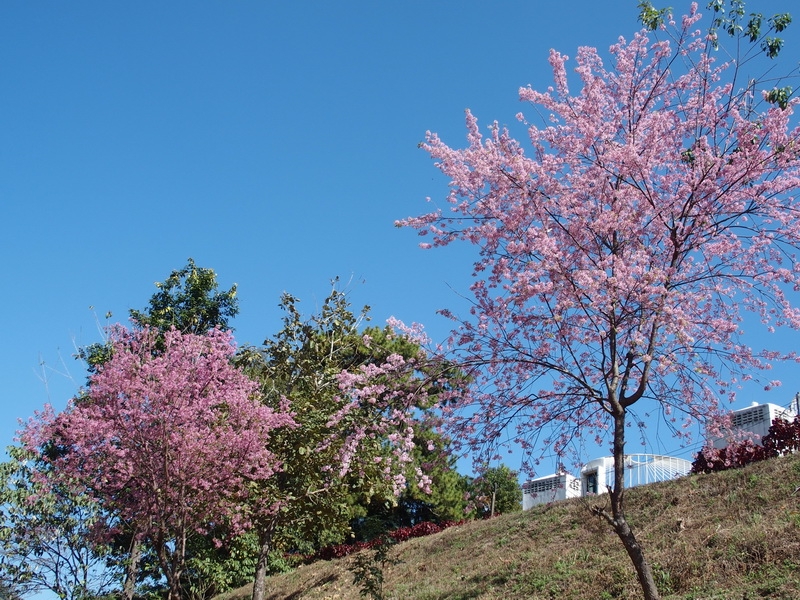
[769,13,792,33]
[761,36,784,58]
[745,14,762,42]
[638,1,671,31]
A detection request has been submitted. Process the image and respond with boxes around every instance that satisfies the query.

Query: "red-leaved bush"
[313,520,466,561]
[691,416,800,474]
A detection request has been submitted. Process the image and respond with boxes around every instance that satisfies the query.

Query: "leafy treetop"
[233,284,447,600]
[130,258,239,334]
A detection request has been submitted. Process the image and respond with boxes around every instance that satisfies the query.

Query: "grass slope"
[216,454,800,599]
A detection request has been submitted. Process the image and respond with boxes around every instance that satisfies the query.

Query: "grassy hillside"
[215,453,800,599]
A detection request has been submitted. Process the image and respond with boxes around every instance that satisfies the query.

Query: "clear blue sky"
[2,0,799,486]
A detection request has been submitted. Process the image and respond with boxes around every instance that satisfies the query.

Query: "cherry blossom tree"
[22,326,295,600]
[400,3,800,598]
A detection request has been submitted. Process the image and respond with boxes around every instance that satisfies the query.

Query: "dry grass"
[215,453,800,600]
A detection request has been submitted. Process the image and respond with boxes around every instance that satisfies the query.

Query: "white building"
[522,473,581,509]
[711,402,796,449]
[521,453,691,509]
[579,454,692,496]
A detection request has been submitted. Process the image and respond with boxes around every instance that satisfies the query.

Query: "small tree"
[468,465,522,518]
[22,327,295,600]
[0,446,118,599]
[399,3,800,598]
[350,535,400,600]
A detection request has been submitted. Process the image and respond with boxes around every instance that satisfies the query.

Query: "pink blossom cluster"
[325,347,434,496]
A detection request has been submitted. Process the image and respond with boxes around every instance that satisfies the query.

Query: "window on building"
[585,471,598,495]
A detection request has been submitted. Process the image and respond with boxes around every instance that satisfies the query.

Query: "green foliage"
[179,532,261,599]
[76,339,113,376]
[78,258,237,374]
[235,284,419,553]
[350,426,470,541]
[705,0,792,58]
[770,12,792,32]
[350,535,401,600]
[0,581,22,600]
[637,1,671,31]
[239,282,455,600]
[398,428,471,523]
[765,85,793,109]
[233,280,471,600]
[469,465,523,517]
[129,257,238,334]
[761,36,784,58]
[641,1,794,60]
[0,445,118,599]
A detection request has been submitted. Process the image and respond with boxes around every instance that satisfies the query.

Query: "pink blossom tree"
[22,326,296,600]
[399,3,800,598]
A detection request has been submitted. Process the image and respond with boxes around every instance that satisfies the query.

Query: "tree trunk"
[122,536,142,600]
[154,534,183,600]
[599,409,661,600]
[609,501,660,600]
[251,518,278,600]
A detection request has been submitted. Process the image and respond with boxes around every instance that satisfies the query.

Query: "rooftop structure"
[580,454,692,497]
[522,453,692,510]
[711,402,797,450]
[522,473,580,509]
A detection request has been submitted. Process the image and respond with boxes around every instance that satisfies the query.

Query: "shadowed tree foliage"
[350,426,470,541]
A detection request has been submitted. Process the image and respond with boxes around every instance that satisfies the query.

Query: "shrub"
[313,519,466,562]
[692,416,800,474]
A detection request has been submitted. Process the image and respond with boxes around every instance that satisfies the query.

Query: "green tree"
[351,426,470,541]
[235,283,446,600]
[392,426,471,525]
[468,465,522,518]
[0,445,119,599]
[79,258,238,375]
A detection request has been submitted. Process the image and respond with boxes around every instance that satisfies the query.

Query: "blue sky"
[2,0,799,492]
